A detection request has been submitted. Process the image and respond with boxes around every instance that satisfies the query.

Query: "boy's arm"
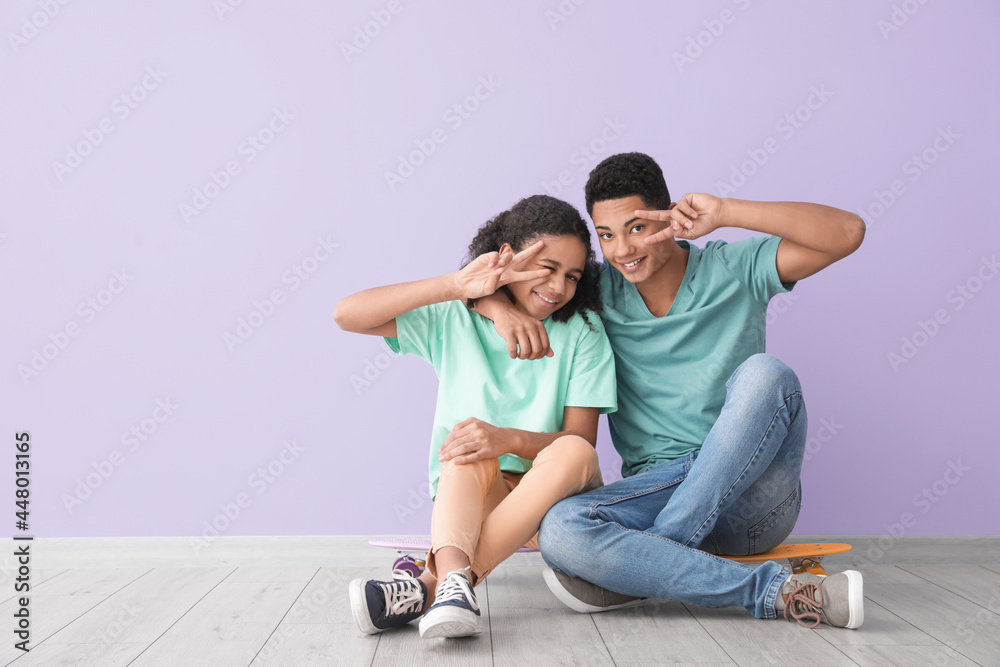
[470,294,554,360]
[637,194,866,283]
[438,406,599,465]
[333,240,549,337]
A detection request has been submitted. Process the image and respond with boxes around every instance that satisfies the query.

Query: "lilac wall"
[3,1,997,541]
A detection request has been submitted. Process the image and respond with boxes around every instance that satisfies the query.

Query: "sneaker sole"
[419,605,482,638]
[349,578,381,635]
[842,570,864,630]
[542,567,645,614]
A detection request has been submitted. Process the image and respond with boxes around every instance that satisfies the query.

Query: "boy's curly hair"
[584,152,671,216]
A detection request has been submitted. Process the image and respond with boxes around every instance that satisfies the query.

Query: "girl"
[333,195,616,639]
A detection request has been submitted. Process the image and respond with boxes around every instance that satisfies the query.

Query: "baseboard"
[5,534,998,569]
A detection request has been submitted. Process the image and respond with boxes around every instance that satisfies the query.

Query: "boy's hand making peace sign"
[636,193,726,244]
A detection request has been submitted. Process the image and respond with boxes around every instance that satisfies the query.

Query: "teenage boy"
[474,152,866,628]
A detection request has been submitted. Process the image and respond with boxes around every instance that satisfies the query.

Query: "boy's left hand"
[439,417,508,465]
[636,193,725,244]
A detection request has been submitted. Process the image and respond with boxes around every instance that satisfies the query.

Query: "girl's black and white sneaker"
[349,576,427,635]
[419,567,483,638]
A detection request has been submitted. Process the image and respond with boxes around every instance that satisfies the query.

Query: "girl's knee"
[440,456,499,478]
[536,435,599,469]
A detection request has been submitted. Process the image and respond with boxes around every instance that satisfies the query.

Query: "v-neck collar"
[628,241,697,320]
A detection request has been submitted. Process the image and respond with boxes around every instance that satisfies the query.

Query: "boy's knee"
[539,499,588,571]
[734,353,801,394]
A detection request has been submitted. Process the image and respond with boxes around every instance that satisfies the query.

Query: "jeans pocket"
[748,485,801,553]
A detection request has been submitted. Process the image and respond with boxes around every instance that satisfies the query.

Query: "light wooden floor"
[2,537,999,666]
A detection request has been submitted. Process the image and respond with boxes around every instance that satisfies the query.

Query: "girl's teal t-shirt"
[384,300,617,499]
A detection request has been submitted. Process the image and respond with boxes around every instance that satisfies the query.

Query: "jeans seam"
[588,476,687,516]
[609,521,756,572]
[764,565,791,619]
[749,485,801,551]
[685,391,801,548]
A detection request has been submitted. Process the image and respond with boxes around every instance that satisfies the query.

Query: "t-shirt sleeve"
[715,236,796,306]
[383,302,447,364]
[565,314,618,414]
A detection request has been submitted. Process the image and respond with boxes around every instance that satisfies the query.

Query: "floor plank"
[833,644,980,666]
[225,566,319,583]
[41,567,233,644]
[812,598,944,647]
[4,642,147,666]
[31,568,149,596]
[287,565,386,625]
[900,565,1000,610]
[490,607,616,667]
[865,582,1000,666]
[0,595,109,664]
[0,569,67,604]
[842,564,928,585]
[683,604,858,666]
[485,565,561,609]
[249,623,377,666]
[127,580,307,666]
[593,599,735,665]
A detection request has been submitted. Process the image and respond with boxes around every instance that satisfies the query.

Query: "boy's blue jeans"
[539,354,807,619]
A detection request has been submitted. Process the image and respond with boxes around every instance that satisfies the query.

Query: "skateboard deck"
[370,538,539,580]
[721,542,851,575]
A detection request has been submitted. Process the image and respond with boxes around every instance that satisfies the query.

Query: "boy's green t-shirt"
[385,300,617,499]
[599,236,796,477]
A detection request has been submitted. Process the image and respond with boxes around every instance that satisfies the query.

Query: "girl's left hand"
[439,418,509,465]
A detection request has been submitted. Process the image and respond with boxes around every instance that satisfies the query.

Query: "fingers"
[493,244,514,270]
[500,268,552,286]
[529,324,551,361]
[643,226,677,245]
[510,239,545,265]
[676,196,699,220]
[525,325,543,361]
[451,451,485,465]
[633,209,672,222]
[515,321,552,360]
[440,436,475,461]
[441,418,474,448]
[506,334,519,359]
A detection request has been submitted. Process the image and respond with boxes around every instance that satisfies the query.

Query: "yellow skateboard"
[721,542,851,575]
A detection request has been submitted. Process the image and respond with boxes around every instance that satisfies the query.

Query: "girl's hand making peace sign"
[452,240,551,301]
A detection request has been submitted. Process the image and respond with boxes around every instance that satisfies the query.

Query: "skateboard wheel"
[393,555,423,580]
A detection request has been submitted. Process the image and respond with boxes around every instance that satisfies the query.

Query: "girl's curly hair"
[464,195,602,329]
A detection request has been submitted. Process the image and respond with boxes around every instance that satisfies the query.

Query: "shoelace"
[783,581,824,628]
[379,575,425,617]
[434,570,479,611]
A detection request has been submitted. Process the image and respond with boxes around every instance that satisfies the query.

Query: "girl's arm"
[333,240,549,337]
[438,406,600,465]
[333,275,458,338]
